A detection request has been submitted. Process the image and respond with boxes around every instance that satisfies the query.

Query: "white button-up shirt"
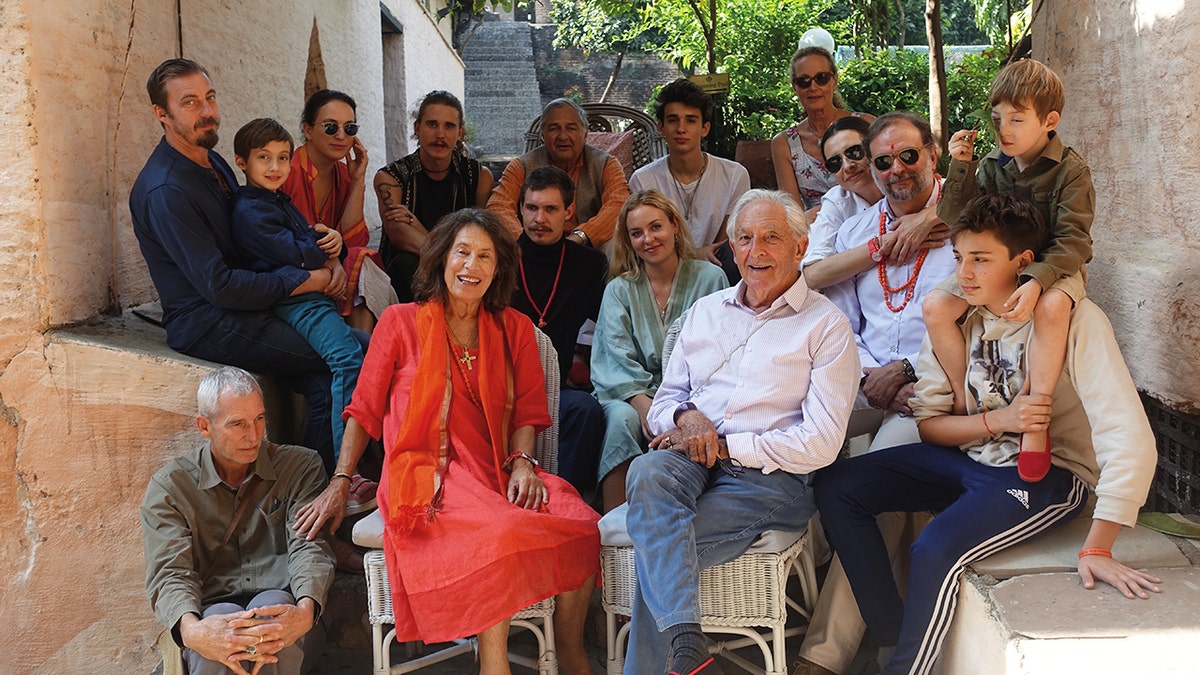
[825,181,955,370]
[648,276,861,475]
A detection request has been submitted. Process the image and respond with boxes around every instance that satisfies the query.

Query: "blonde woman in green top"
[591,190,728,512]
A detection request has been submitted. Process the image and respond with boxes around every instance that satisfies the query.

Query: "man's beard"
[195,118,219,149]
[882,169,931,203]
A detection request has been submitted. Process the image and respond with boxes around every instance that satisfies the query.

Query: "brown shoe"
[792,658,836,675]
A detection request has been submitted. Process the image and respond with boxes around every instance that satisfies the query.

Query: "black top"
[511,233,607,379]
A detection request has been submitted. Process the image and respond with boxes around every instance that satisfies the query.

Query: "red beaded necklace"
[444,329,484,413]
[518,243,566,328]
[877,178,941,313]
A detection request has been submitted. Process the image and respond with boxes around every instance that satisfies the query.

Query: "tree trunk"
[925,0,949,151]
[707,0,717,74]
[600,49,626,103]
[895,0,906,48]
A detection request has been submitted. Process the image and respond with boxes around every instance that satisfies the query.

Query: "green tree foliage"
[839,47,1002,152]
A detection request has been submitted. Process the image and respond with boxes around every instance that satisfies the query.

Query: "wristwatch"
[867,236,884,262]
[901,358,918,383]
[673,401,698,424]
[570,229,591,247]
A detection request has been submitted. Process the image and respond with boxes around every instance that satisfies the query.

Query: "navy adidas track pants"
[814,442,1088,675]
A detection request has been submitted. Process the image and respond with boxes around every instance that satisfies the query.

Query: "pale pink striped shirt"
[649,277,861,475]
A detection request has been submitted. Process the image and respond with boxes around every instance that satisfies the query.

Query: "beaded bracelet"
[1078,547,1113,559]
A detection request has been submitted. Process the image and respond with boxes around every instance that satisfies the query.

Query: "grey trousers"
[185,590,319,675]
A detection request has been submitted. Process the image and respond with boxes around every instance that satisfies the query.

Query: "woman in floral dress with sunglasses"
[771,46,873,220]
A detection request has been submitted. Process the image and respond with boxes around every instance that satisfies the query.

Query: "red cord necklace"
[877,178,941,313]
[518,243,566,328]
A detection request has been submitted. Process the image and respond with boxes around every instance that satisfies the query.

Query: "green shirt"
[937,132,1096,293]
[140,441,334,633]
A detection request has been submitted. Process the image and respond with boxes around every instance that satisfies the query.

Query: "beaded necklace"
[877,177,942,313]
[518,243,566,328]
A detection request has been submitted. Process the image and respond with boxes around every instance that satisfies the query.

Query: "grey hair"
[197,367,262,419]
[726,189,809,241]
[542,98,588,128]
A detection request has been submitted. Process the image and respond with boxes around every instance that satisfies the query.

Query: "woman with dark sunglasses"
[771,45,873,220]
[804,117,948,291]
[282,89,395,331]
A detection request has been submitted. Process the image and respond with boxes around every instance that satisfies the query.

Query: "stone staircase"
[461,18,543,159]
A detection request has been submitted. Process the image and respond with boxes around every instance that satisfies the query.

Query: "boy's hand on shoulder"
[1000,279,1042,322]
[948,129,977,163]
[314,224,344,258]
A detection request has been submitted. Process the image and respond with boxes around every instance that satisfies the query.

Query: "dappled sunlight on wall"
[1133,0,1187,32]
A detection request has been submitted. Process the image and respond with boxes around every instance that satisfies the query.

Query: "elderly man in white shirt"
[620,189,860,675]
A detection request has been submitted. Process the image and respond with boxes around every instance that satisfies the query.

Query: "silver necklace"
[669,155,709,222]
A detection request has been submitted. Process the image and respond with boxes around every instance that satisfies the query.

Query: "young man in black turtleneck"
[511,166,607,497]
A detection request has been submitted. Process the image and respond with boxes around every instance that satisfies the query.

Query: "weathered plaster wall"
[0,1,464,670]
[1035,2,1200,413]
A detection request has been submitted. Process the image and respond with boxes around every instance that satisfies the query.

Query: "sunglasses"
[792,71,834,89]
[823,144,865,174]
[321,121,359,137]
[872,145,930,172]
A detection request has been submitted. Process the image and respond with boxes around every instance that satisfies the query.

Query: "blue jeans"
[183,307,369,472]
[815,443,1088,675]
[623,450,817,674]
[273,294,364,456]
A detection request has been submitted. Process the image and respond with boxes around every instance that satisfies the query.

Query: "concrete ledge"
[937,519,1200,675]
[971,518,1191,580]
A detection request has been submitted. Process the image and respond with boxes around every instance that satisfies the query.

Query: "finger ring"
[246,645,257,656]
[665,437,674,448]
[258,635,265,645]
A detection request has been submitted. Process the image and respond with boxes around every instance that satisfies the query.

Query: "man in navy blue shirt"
[130,58,365,466]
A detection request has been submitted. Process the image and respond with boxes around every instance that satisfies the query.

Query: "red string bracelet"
[982,410,995,436]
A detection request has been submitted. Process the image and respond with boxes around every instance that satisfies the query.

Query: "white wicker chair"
[598,312,821,675]
[354,328,562,675]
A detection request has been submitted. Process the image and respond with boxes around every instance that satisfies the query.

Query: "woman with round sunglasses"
[771,45,873,219]
[803,117,949,291]
[282,89,394,330]
[374,91,495,304]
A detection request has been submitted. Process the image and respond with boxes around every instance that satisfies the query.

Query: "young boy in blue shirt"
[818,193,1159,675]
[231,118,364,468]
[926,59,1096,483]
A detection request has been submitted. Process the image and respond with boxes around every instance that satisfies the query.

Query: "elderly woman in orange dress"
[282,89,395,330]
[303,208,599,674]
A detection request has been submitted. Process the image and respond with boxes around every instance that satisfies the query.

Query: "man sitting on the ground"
[816,193,1160,675]
[488,98,630,249]
[622,189,860,675]
[142,367,334,675]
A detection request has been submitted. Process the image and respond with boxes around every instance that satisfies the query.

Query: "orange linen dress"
[344,303,600,643]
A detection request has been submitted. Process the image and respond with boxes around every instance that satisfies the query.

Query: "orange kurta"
[344,303,600,642]
[281,144,382,315]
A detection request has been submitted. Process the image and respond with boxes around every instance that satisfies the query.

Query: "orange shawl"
[381,301,516,533]
[282,144,382,315]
